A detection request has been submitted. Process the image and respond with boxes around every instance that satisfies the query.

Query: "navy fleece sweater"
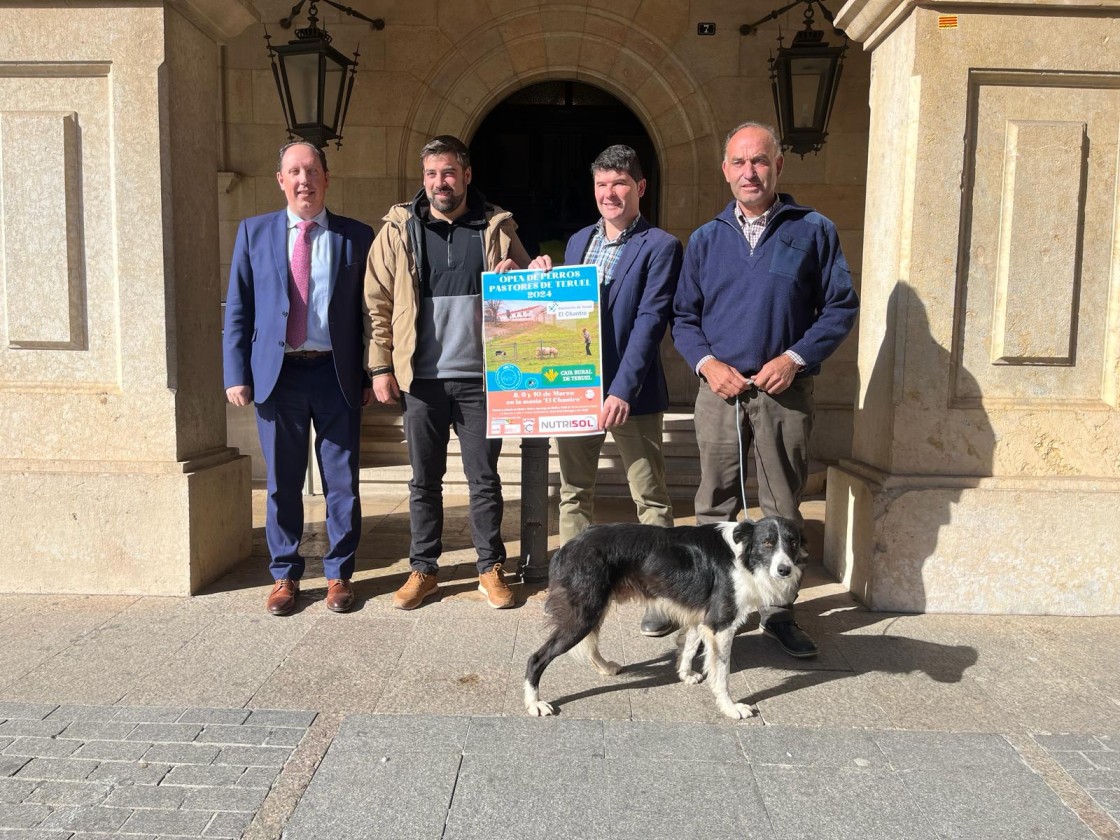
[672,195,859,377]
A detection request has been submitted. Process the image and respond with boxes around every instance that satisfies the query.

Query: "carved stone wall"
[0,2,257,594]
[825,0,1120,614]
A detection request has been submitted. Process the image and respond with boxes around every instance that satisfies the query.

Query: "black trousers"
[401,378,505,573]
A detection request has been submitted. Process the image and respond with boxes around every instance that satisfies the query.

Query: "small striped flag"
[938,14,959,28]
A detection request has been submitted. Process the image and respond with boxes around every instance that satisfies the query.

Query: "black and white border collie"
[524,518,805,720]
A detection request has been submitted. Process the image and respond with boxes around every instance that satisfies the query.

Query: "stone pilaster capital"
[167,0,259,43]
[835,0,917,48]
[837,0,1119,49]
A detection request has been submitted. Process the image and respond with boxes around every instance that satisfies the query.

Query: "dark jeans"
[255,354,362,581]
[401,378,505,574]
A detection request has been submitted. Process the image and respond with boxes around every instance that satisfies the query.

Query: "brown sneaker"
[392,570,438,610]
[478,563,514,609]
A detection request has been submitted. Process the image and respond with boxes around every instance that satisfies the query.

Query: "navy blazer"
[566,218,683,416]
[223,209,375,408]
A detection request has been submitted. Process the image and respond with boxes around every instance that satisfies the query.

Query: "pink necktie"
[286,219,316,349]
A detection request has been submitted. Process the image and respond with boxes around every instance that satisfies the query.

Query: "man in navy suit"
[223,141,374,616]
[529,145,682,635]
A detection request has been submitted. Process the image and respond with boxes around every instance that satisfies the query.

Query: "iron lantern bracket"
[280,0,385,31]
[740,0,842,37]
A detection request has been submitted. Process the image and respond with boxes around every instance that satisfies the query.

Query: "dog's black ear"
[732,519,754,545]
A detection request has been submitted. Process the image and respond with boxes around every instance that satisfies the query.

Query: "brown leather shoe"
[266,579,299,616]
[325,579,354,613]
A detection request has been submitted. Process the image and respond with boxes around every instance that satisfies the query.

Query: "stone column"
[0,0,258,594]
[824,0,1120,614]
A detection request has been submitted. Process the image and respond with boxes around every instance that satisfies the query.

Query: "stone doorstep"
[356,459,827,498]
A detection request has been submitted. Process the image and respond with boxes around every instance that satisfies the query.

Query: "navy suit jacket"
[566,218,683,416]
[223,209,375,408]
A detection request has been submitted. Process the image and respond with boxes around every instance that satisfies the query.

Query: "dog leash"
[734,382,778,519]
[734,387,751,516]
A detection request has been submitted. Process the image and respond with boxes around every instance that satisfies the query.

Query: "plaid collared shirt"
[735,198,782,252]
[584,215,641,286]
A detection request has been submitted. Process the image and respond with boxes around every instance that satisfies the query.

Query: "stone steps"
[358,406,824,500]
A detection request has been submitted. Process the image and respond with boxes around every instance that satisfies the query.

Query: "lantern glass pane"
[284,52,320,125]
[324,56,346,130]
[790,56,830,129]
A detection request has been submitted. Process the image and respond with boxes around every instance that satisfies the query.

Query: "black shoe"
[762,621,819,658]
[640,607,677,638]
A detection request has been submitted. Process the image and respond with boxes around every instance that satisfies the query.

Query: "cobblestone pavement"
[1035,735,1120,832]
[0,703,312,839]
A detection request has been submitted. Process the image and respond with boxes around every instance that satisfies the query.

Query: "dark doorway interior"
[469,81,659,261]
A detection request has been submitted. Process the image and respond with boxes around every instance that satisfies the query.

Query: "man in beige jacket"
[364,135,530,610]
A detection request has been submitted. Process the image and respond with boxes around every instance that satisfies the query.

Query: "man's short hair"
[723,122,782,159]
[590,144,644,182]
[276,140,329,173]
[421,135,471,168]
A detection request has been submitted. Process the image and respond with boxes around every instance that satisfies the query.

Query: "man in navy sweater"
[673,122,859,657]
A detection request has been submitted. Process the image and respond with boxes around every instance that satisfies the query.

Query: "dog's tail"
[527,576,613,698]
[539,535,614,634]
[540,581,610,637]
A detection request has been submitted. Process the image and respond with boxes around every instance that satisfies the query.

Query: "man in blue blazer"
[224,141,374,616]
[529,145,683,635]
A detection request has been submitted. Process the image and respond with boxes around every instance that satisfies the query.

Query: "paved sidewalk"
[283,715,1112,840]
[0,491,1115,839]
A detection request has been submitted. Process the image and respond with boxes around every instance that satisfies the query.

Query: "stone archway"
[396,7,721,248]
[469,79,661,259]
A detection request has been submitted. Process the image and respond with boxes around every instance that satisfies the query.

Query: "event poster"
[482,264,602,438]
